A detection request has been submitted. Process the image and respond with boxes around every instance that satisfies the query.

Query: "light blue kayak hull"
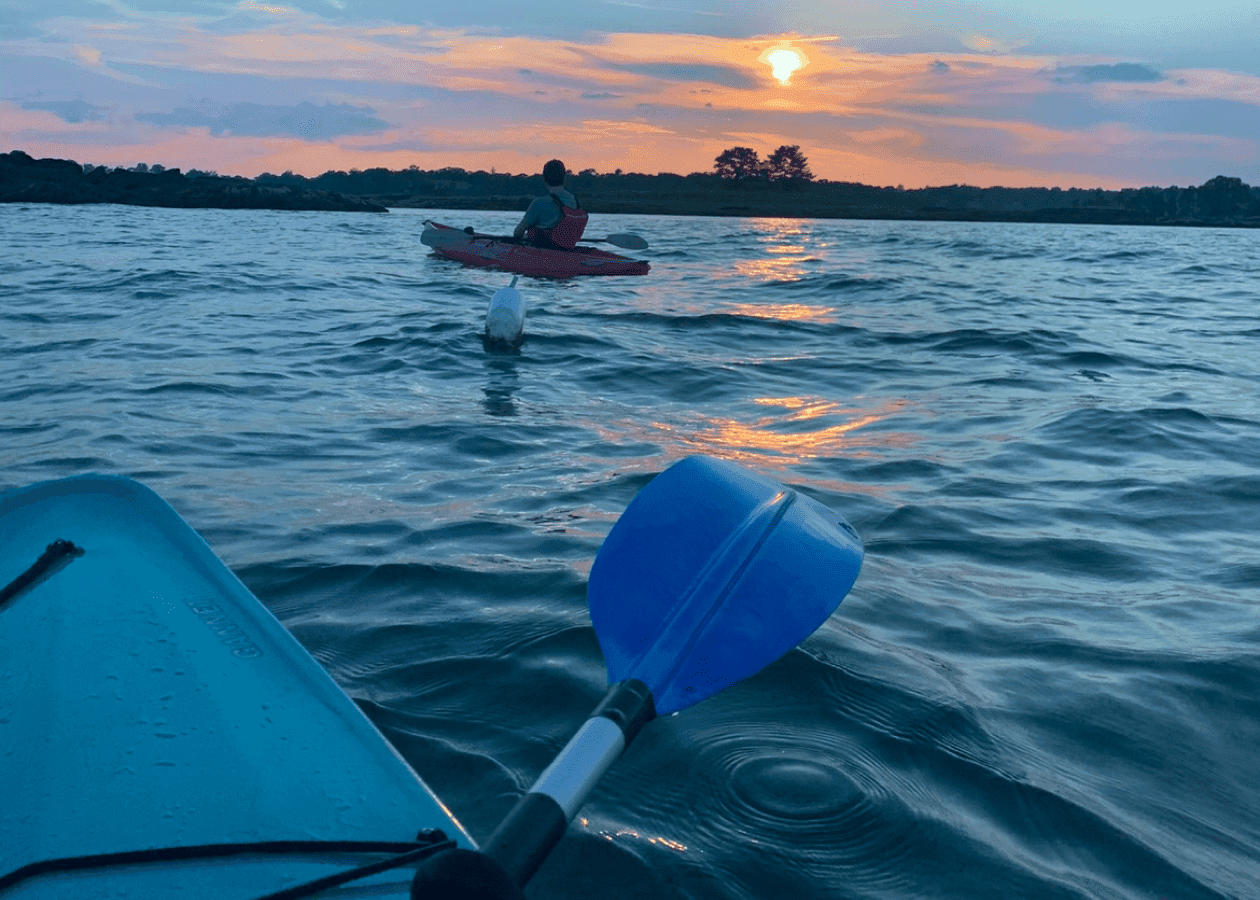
[0,475,472,898]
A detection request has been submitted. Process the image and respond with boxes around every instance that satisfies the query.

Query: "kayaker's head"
[542,159,566,187]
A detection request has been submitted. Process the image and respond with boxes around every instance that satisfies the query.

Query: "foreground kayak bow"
[0,475,473,899]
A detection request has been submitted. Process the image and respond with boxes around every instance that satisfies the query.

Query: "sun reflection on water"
[590,396,921,498]
[732,220,818,284]
[731,256,812,284]
[686,395,918,463]
[726,299,833,323]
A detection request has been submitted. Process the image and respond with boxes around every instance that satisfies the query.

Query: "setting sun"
[763,47,804,84]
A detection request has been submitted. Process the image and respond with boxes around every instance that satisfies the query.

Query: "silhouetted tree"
[765,145,813,183]
[1197,175,1253,218]
[714,147,763,181]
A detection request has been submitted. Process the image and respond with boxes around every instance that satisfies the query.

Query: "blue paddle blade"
[588,456,863,715]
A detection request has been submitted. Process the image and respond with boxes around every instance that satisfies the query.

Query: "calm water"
[2,204,1258,900]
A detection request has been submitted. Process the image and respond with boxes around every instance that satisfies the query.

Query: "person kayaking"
[513,159,589,250]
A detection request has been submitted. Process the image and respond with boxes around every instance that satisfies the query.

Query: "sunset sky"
[2,0,1257,188]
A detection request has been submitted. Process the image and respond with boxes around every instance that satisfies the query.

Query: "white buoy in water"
[485,275,526,344]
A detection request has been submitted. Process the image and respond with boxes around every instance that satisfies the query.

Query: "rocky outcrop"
[0,151,387,212]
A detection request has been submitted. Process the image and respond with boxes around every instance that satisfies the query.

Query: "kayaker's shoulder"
[548,187,578,208]
[525,194,555,216]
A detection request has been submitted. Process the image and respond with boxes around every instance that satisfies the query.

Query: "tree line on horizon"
[51,149,1253,208]
[254,163,1255,220]
[100,154,1260,222]
[4,148,1259,223]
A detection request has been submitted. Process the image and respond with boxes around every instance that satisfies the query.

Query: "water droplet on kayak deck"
[730,754,859,819]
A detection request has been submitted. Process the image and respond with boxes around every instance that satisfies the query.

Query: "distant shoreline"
[4,149,1258,228]
[0,150,386,213]
[384,193,1260,229]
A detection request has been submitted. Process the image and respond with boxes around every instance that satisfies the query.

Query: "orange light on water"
[725,300,833,323]
[592,825,688,853]
[733,223,817,285]
[700,397,895,461]
[583,396,920,500]
[731,257,810,283]
[638,397,918,475]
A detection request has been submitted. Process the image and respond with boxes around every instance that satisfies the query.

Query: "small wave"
[593,309,834,337]
[1063,248,1159,263]
[872,327,1068,359]
[136,380,250,396]
[1209,563,1260,588]
[1036,406,1238,463]
[770,272,905,293]
[1118,474,1260,532]
[9,337,99,355]
[867,503,1152,581]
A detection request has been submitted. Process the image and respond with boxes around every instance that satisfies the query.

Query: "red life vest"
[528,193,588,250]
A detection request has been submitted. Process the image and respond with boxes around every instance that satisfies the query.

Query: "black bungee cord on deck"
[0,832,457,898]
[0,539,84,609]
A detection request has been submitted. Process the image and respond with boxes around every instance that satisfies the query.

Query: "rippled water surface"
[3,204,1259,899]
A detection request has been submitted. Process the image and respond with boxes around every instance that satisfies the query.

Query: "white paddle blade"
[605,233,649,250]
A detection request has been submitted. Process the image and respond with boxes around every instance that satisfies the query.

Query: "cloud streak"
[136,101,390,139]
[1067,62,1163,83]
[21,99,105,122]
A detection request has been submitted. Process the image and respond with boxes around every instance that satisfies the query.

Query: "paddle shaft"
[481,680,655,887]
[578,235,646,247]
[461,227,648,250]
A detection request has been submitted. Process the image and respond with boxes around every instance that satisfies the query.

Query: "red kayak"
[421,220,649,278]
